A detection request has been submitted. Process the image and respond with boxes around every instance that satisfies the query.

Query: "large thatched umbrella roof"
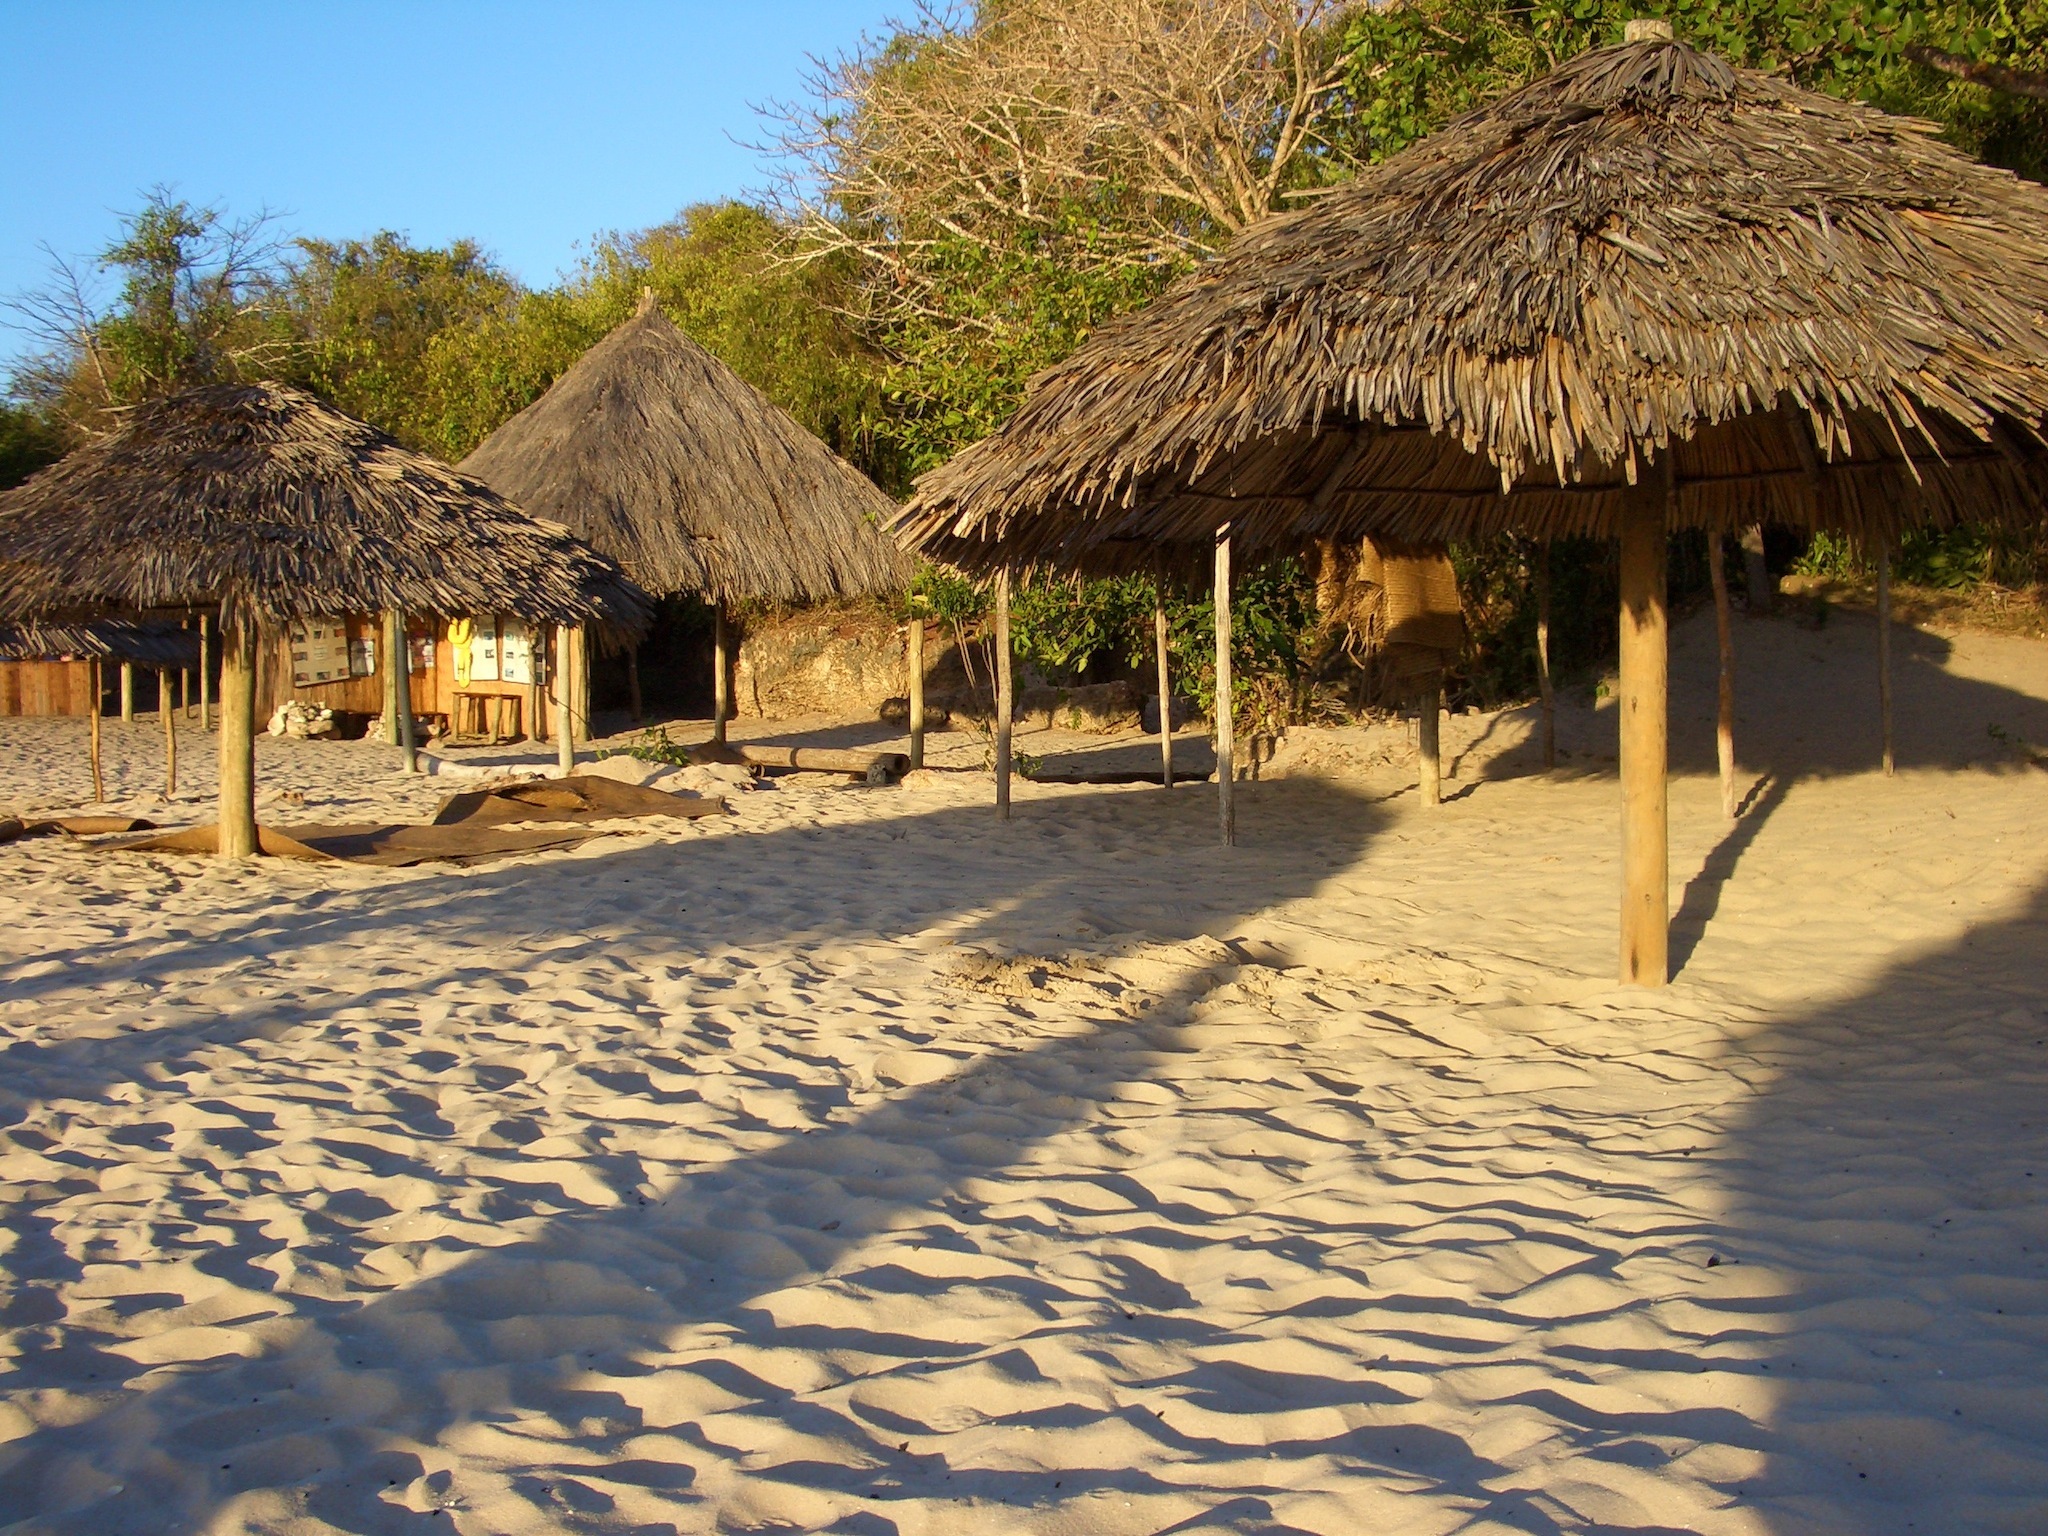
[460,298,906,604]
[0,382,650,637]
[894,36,2048,575]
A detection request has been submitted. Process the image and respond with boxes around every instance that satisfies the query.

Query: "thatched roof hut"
[891,29,2048,985]
[0,382,648,856]
[460,297,905,605]
[0,383,649,637]
[894,35,2048,575]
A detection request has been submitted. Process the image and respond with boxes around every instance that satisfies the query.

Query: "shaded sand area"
[1,606,2045,1536]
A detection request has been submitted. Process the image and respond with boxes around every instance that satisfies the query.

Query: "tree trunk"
[1619,480,1670,986]
[1878,545,1895,777]
[1418,681,1440,807]
[908,616,926,771]
[218,627,259,859]
[994,572,1013,820]
[1740,523,1772,614]
[1707,533,1738,817]
[1215,530,1236,846]
[1155,596,1173,788]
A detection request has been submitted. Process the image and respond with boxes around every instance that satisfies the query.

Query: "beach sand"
[1,604,2044,1535]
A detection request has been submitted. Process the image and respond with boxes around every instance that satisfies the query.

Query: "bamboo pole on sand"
[218,627,259,859]
[712,600,730,747]
[160,670,177,794]
[554,626,578,777]
[1418,681,1441,807]
[88,659,104,802]
[994,571,1013,821]
[1707,533,1738,818]
[908,616,926,771]
[1214,529,1236,847]
[1618,473,1670,987]
[1155,596,1174,788]
[199,614,212,728]
[1534,542,1555,770]
[1877,545,1895,777]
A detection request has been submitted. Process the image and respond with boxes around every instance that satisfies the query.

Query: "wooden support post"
[1877,544,1895,777]
[908,616,926,771]
[88,659,104,802]
[198,614,212,728]
[380,613,402,745]
[554,626,578,776]
[573,625,591,745]
[218,626,259,859]
[1535,541,1556,771]
[994,571,1013,820]
[1618,474,1670,986]
[1155,595,1174,788]
[120,661,134,722]
[1707,532,1738,817]
[627,644,644,723]
[712,600,729,746]
[386,611,418,773]
[1418,681,1441,807]
[1740,523,1772,614]
[180,648,191,719]
[1215,529,1236,846]
[160,670,177,794]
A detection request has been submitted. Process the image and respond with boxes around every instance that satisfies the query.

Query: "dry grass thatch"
[460,298,907,604]
[0,621,200,669]
[0,383,651,637]
[895,36,2048,575]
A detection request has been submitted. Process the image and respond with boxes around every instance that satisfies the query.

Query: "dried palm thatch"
[0,620,198,669]
[461,298,906,604]
[0,383,650,637]
[894,36,2048,575]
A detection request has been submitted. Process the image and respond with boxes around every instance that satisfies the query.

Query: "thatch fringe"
[0,621,200,669]
[894,37,2048,574]
[461,300,906,604]
[0,383,650,637]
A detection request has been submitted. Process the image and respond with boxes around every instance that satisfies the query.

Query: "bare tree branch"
[1907,43,2048,103]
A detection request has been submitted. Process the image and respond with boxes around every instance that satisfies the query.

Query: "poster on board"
[468,618,500,683]
[348,636,377,677]
[289,618,350,687]
[499,620,534,685]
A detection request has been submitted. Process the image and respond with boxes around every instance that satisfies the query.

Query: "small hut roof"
[895,37,2048,574]
[460,300,906,604]
[0,383,649,636]
[0,620,199,669]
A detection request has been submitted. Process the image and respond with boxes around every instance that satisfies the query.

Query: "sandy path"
[0,607,2044,1536]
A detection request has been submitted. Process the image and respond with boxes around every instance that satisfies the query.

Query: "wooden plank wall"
[0,660,100,717]
[253,616,557,740]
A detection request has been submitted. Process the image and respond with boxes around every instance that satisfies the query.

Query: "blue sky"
[0,1,900,371]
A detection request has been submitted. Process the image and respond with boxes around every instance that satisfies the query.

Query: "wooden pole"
[1707,532,1738,818]
[380,614,402,745]
[120,661,134,722]
[907,616,926,771]
[1215,529,1236,846]
[627,644,644,723]
[386,611,418,773]
[180,645,191,719]
[198,614,212,729]
[712,600,729,746]
[160,670,177,795]
[1877,544,1895,777]
[1535,541,1556,770]
[1418,680,1441,807]
[88,659,104,802]
[1618,473,1670,987]
[1155,595,1174,788]
[572,625,591,745]
[994,571,1013,820]
[554,625,577,776]
[218,626,259,859]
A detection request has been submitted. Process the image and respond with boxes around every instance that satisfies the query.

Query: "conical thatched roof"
[0,620,199,669]
[895,36,2048,575]
[0,383,650,637]
[460,299,906,604]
